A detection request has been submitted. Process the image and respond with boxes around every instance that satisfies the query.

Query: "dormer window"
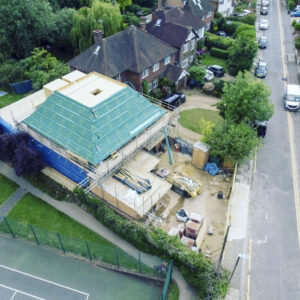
[153,63,159,72]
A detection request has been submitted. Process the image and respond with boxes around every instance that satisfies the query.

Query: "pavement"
[0,161,197,300]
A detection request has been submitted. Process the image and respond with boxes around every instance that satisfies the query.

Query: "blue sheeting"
[10,80,32,95]
[203,162,219,176]
[0,117,87,184]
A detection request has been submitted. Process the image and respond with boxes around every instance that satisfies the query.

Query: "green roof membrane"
[23,87,166,165]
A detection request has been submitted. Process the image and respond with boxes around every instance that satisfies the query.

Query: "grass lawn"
[179,108,223,134]
[0,92,32,109]
[0,174,19,205]
[3,193,150,273]
[167,281,179,300]
[201,54,227,71]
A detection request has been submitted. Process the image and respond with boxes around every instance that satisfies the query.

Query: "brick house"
[210,0,234,17]
[146,16,199,70]
[68,25,187,92]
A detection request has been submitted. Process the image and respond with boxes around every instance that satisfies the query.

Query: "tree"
[131,0,156,8]
[188,66,206,82]
[123,12,140,26]
[70,0,122,54]
[21,48,70,90]
[0,133,16,161]
[142,80,149,95]
[202,120,261,164]
[51,8,76,50]
[117,0,132,11]
[227,36,258,75]
[0,0,55,58]
[0,60,26,91]
[217,71,274,123]
[288,0,295,10]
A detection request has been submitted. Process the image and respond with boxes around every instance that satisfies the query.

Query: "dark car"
[216,31,227,37]
[255,61,268,78]
[206,65,225,77]
[260,6,268,15]
[162,93,186,111]
[253,121,267,138]
[258,36,268,49]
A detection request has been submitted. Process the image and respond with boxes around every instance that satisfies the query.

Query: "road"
[248,0,300,299]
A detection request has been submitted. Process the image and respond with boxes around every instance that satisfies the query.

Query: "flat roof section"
[58,73,126,108]
[62,70,86,83]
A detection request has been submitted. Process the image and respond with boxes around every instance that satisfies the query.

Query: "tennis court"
[0,236,162,300]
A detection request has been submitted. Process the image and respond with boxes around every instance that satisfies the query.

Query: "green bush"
[210,47,229,59]
[289,0,295,10]
[295,35,300,50]
[236,30,256,40]
[214,11,223,19]
[292,19,297,27]
[0,60,26,91]
[212,79,226,97]
[197,39,204,50]
[233,24,255,38]
[223,20,244,35]
[295,23,300,31]
[188,65,206,82]
[227,14,256,25]
[205,32,235,50]
[142,80,149,95]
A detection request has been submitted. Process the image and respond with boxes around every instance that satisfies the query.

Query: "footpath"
[0,161,197,300]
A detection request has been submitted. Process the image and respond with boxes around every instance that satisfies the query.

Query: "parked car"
[260,6,268,15]
[204,69,214,81]
[162,93,186,111]
[262,0,270,6]
[216,31,227,37]
[258,36,268,49]
[255,61,268,78]
[291,10,300,17]
[259,19,269,30]
[253,121,267,138]
[237,9,252,17]
[206,65,225,77]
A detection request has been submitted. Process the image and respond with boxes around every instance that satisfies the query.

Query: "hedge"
[294,22,300,31]
[227,14,256,25]
[222,21,244,35]
[26,172,229,299]
[210,47,229,59]
[205,32,235,50]
[233,24,255,38]
[236,30,256,40]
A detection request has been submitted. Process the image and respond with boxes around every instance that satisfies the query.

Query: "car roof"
[261,19,269,23]
[260,36,267,41]
[210,65,223,69]
[258,62,267,66]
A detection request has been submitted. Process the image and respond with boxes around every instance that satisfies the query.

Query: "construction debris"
[166,172,200,197]
[113,168,151,194]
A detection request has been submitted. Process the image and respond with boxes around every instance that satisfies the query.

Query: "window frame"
[153,62,160,72]
[141,68,149,79]
[164,56,171,65]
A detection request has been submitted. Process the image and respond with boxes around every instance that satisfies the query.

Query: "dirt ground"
[149,90,231,260]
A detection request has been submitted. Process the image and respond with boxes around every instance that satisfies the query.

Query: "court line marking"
[0,283,45,300]
[0,264,89,300]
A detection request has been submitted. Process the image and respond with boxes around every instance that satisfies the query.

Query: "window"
[164,56,171,65]
[189,55,194,63]
[141,68,149,78]
[115,74,121,81]
[181,58,188,68]
[207,11,212,18]
[153,62,159,72]
[190,40,196,50]
[183,43,188,53]
[152,79,158,89]
[149,81,153,91]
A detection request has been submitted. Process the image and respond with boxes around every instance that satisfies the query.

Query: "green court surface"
[0,236,162,300]
[0,174,19,206]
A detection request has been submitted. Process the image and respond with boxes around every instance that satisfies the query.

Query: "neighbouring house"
[210,0,233,17]
[158,0,215,31]
[68,25,187,92]
[146,16,198,70]
[0,71,173,219]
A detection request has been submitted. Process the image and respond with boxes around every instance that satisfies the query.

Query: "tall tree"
[70,0,122,54]
[217,71,274,123]
[0,0,55,58]
[227,36,258,75]
[202,121,261,164]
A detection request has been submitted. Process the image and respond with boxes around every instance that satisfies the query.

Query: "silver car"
[259,19,269,30]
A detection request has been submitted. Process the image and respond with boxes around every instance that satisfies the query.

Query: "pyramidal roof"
[23,75,166,165]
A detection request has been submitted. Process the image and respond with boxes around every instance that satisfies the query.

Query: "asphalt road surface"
[248,0,300,299]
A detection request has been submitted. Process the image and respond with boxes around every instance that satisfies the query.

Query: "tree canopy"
[0,0,55,58]
[202,120,261,164]
[227,36,258,75]
[188,66,206,82]
[71,0,123,54]
[217,71,274,123]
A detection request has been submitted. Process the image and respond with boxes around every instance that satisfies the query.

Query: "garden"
[0,173,19,205]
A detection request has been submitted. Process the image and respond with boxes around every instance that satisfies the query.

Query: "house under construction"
[0,71,176,219]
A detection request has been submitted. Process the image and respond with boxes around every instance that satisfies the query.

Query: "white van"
[284,84,300,111]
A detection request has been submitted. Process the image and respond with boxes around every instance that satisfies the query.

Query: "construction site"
[0,70,233,257]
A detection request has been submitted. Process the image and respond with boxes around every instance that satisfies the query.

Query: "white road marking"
[265,213,268,220]
[10,291,17,300]
[0,283,45,300]
[0,264,89,300]
[247,239,253,300]
[256,235,268,244]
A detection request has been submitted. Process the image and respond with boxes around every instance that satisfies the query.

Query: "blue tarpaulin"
[203,162,219,176]
[10,80,32,95]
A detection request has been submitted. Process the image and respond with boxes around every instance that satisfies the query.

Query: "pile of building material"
[113,168,151,194]
[166,172,200,197]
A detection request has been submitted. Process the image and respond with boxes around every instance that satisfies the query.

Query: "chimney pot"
[93,30,103,44]
[139,16,147,31]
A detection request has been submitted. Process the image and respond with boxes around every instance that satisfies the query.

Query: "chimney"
[139,16,147,31]
[93,30,103,44]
